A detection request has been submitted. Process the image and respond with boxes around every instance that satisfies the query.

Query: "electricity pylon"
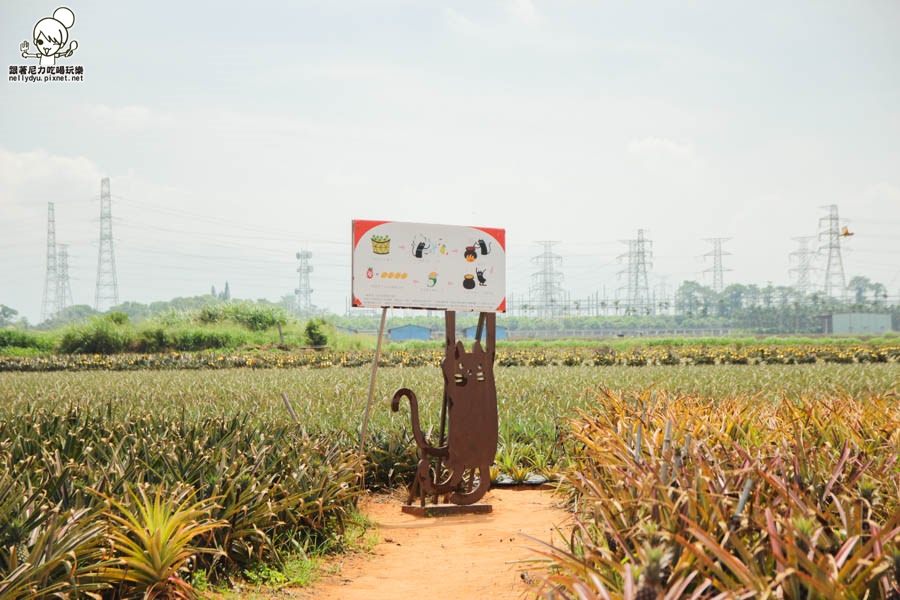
[789,236,817,296]
[94,177,119,311]
[40,202,59,322]
[618,229,653,315]
[295,250,314,314]
[818,205,846,299]
[703,237,731,293]
[529,241,567,317]
[56,244,74,313]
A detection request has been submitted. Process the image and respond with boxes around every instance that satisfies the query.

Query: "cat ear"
[454,340,465,359]
[472,341,484,354]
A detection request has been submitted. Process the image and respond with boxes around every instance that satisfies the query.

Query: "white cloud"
[863,182,900,204]
[81,104,175,132]
[626,137,699,164]
[505,0,540,25]
[300,62,412,84]
[0,147,108,319]
[625,137,705,190]
[0,146,104,216]
[442,4,561,50]
[442,7,485,38]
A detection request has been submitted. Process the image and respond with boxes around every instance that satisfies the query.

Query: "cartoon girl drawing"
[20,7,78,67]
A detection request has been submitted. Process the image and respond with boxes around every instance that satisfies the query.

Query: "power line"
[112,194,347,245]
[119,244,349,268]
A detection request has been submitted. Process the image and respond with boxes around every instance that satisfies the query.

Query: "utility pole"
[529,241,566,317]
[703,237,731,293]
[789,236,817,297]
[618,229,653,315]
[40,202,59,322]
[56,244,74,314]
[295,249,314,315]
[818,204,846,300]
[94,177,119,311]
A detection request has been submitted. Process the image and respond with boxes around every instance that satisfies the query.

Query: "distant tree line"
[674,278,896,333]
[3,276,896,335]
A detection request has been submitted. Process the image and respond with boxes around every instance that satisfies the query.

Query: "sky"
[1,0,898,323]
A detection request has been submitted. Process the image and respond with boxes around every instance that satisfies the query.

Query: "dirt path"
[301,488,570,600]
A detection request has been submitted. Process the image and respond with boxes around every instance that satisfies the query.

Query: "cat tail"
[449,462,491,505]
[391,388,447,456]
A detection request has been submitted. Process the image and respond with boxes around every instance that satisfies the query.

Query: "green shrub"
[58,320,131,354]
[169,329,235,351]
[304,319,328,347]
[135,327,171,353]
[133,327,234,352]
[0,329,48,350]
[105,311,130,325]
[198,305,224,325]
[233,309,278,331]
[225,304,287,331]
[197,303,286,332]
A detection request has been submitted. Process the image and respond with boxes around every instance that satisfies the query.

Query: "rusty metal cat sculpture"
[392,313,498,506]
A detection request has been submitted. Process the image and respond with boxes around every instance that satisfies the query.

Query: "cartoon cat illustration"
[412,239,430,258]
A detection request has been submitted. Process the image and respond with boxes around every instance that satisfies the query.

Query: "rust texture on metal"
[391,310,499,508]
[401,503,492,518]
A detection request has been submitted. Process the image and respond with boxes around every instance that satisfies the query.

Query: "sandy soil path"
[301,488,570,600]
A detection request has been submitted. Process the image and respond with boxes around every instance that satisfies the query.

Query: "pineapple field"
[1,359,898,597]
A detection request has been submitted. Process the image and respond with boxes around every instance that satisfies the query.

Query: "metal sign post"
[359,306,388,454]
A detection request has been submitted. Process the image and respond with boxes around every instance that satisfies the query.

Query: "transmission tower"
[818,204,846,299]
[529,241,566,317]
[56,244,74,313]
[703,238,731,293]
[94,177,119,311]
[789,236,817,297]
[618,229,653,315]
[40,202,60,322]
[295,250,314,314]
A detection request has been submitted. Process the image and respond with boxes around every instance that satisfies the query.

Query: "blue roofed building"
[387,324,433,342]
[462,325,508,340]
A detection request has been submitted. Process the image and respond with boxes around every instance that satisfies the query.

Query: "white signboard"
[351,220,506,312]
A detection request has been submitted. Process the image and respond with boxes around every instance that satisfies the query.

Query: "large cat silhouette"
[392,339,498,505]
